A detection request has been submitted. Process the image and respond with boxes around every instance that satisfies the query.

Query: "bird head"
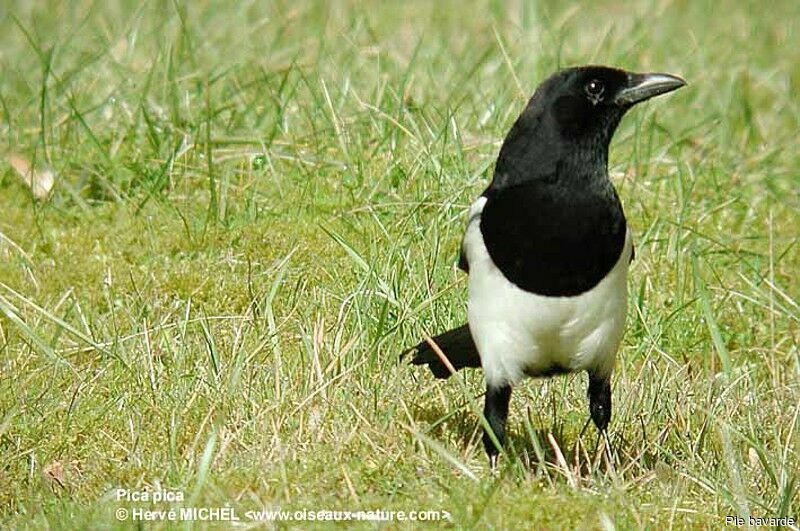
[492,65,686,190]
[532,65,686,139]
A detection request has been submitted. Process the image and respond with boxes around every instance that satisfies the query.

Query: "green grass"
[1,0,798,528]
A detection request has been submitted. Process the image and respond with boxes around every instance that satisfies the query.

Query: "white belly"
[463,197,630,387]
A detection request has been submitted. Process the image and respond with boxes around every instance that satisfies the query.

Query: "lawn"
[0,0,798,528]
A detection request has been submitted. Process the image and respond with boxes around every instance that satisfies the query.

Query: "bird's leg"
[587,372,611,431]
[587,372,613,460]
[482,384,512,471]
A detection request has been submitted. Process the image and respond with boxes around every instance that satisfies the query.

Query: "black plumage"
[408,324,480,379]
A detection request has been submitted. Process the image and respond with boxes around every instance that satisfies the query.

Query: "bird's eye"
[585,79,605,98]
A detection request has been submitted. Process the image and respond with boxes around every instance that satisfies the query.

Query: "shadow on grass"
[410,401,659,481]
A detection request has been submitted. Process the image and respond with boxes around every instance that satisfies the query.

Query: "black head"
[528,65,686,139]
[491,65,685,190]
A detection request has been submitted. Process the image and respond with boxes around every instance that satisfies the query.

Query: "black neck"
[487,110,618,194]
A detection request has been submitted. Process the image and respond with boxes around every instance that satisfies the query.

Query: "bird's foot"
[601,430,616,468]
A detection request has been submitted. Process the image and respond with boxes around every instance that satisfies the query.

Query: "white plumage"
[463,196,632,387]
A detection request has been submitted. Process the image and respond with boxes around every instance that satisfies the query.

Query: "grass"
[0,0,798,528]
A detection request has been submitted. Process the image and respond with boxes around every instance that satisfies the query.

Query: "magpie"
[408,66,685,467]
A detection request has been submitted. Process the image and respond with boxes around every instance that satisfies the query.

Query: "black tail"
[405,324,481,379]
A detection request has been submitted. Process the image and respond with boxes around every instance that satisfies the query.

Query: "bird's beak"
[615,72,686,106]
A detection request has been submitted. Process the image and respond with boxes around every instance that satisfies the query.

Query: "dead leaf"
[748,447,760,469]
[42,460,67,493]
[8,153,55,200]
[111,38,128,62]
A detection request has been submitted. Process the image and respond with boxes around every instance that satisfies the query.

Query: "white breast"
[463,196,631,387]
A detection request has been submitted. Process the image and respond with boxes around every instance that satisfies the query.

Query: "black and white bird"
[407,66,685,467]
